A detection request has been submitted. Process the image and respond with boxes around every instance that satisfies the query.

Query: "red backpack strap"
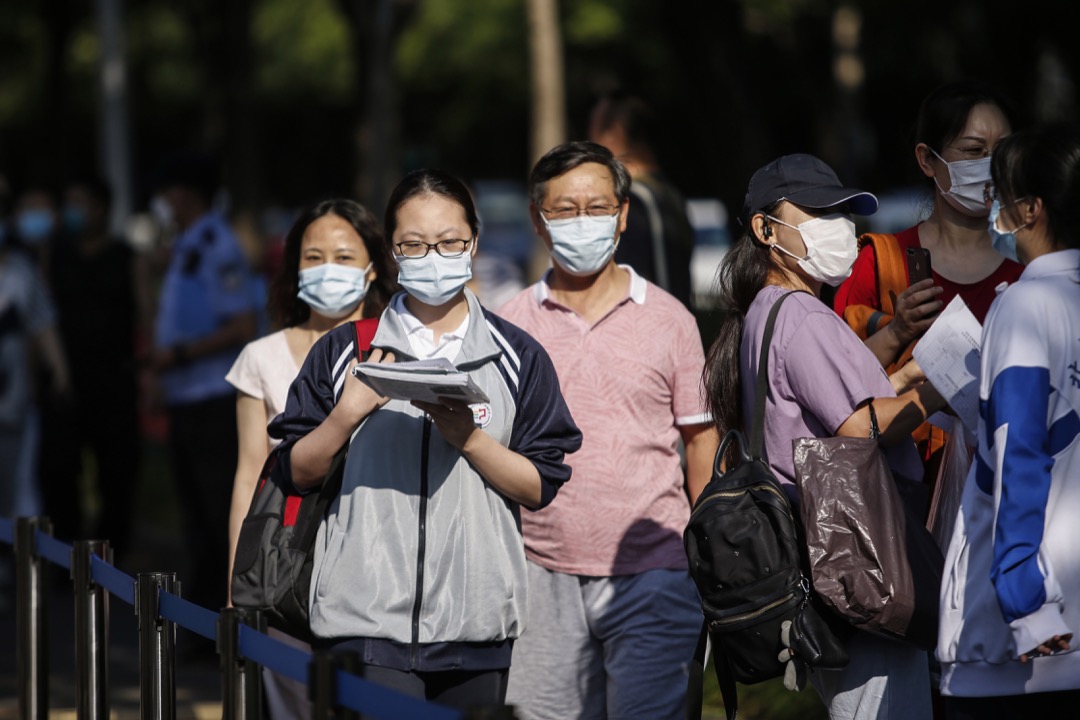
[353,317,379,361]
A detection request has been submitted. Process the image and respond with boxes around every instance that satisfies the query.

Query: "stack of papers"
[912,295,982,437]
[352,357,490,404]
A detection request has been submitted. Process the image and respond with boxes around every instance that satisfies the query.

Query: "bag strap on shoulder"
[296,318,381,546]
[749,290,804,460]
[862,232,905,317]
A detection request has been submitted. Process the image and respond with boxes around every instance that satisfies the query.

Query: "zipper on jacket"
[410,416,432,667]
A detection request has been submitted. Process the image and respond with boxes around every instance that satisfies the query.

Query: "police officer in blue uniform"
[150,152,259,623]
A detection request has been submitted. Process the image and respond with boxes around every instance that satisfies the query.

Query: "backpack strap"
[687,621,740,720]
[354,317,379,361]
[748,290,805,460]
[842,233,903,340]
[293,318,380,550]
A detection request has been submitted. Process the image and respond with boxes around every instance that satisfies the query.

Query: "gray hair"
[528,141,632,207]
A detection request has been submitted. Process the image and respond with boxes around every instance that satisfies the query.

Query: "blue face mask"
[395,251,473,306]
[987,199,1026,263]
[297,263,372,319]
[16,209,56,245]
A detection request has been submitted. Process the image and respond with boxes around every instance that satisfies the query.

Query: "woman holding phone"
[834,79,1024,367]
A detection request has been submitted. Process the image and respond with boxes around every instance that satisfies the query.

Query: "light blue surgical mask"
[543,213,620,277]
[297,262,371,319]
[16,209,55,245]
[395,251,473,306]
[987,199,1026,263]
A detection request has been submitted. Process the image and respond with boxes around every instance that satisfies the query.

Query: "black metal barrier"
[1,515,509,720]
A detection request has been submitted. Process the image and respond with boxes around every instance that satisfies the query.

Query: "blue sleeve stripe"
[986,365,1054,623]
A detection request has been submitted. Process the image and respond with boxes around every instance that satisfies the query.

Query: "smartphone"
[906,247,933,285]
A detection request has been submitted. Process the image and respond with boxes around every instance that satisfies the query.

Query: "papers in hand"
[912,295,982,436]
[351,357,490,404]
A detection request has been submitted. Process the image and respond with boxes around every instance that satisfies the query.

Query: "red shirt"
[833,224,1024,324]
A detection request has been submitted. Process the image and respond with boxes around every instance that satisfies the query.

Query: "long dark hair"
[267,198,398,328]
[703,202,784,447]
[913,79,1017,157]
[992,123,1080,253]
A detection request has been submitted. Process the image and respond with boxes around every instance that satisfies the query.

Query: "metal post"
[136,572,177,720]
[309,650,337,719]
[337,651,360,720]
[219,607,265,720]
[15,516,51,720]
[73,540,112,720]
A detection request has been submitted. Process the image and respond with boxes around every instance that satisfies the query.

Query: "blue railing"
[0,514,482,719]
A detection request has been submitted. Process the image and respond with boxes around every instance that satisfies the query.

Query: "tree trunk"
[525,0,565,281]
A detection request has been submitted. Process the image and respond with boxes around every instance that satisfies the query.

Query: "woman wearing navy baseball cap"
[703,153,946,719]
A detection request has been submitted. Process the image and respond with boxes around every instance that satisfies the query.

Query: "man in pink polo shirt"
[500,141,718,720]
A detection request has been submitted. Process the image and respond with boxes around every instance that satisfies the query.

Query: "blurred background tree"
[2,0,1076,234]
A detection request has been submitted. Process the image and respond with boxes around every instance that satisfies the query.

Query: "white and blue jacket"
[938,249,1080,696]
[269,290,581,671]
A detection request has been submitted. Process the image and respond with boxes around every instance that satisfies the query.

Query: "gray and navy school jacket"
[268,289,582,671]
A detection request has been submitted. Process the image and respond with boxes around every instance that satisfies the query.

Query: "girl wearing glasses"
[267,169,581,708]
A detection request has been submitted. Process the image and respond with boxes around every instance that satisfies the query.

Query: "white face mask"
[297,263,371,319]
[766,213,859,286]
[542,213,620,277]
[395,251,473,306]
[930,149,992,217]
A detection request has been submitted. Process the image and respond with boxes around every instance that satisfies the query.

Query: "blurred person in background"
[149,150,260,627]
[1,196,69,608]
[937,122,1080,718]
[12,180,60,274]
[588,91,695,308]
[225,198,397,719]
[37,174,142,563]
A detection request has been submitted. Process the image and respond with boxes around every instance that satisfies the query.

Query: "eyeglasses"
[539,203,619,221]
[395,238,473,259]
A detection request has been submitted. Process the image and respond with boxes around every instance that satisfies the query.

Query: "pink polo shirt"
[498,266,710,576]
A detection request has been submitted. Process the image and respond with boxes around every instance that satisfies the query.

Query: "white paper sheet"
[912,295,983,435]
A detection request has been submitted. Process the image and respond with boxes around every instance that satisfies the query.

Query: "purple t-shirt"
[740,285,923,492]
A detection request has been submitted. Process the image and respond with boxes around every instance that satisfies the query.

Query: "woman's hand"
[886,278,944,347]
[332,348,395,427]
[412,398,477,450]
[1020,634,1071,663]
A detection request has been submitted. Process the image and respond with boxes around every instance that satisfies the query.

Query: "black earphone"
[762,224,772,239]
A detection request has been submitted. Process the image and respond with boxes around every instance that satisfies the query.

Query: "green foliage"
[701,671,829,720]
[0,6,49,125]
[253,0,353,100]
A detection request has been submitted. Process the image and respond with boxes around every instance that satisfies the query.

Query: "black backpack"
[231,318,378,639]
[684,291,849,720]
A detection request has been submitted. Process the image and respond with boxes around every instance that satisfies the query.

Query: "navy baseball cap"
[742,153,878,222]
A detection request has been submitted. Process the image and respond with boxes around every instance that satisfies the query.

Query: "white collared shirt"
[392,293,470,362]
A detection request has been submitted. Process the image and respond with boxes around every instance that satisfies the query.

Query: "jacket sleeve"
[268,323,354,448]
[981,293,1071,653]
[504,330,583,510]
